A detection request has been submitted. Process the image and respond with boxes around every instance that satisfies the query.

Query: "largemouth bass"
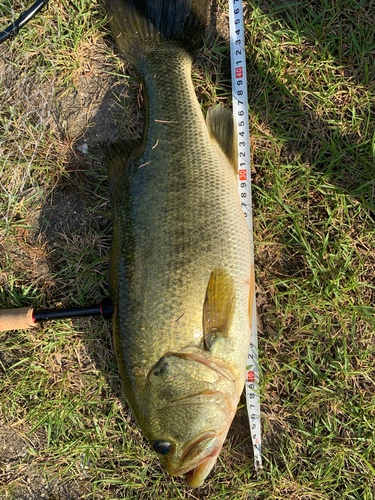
[105,0,254,488]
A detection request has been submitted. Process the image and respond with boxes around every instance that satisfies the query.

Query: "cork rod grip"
[0,307,35,332]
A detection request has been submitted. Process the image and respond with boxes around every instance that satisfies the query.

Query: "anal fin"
[206,104,238,174]
[203,268,236,350]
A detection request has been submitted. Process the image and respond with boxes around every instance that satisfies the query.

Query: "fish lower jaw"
[169,454,219,488]
[184,455,219,488]
[169,435,222,487]
[179,423,234,487]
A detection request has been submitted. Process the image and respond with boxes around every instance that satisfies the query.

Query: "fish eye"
[152,440,173,456]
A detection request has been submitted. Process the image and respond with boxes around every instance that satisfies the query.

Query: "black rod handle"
[33,298,113,321]
[32,305,102,321]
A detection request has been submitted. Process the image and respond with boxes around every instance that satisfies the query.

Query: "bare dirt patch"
[0,425,84,500]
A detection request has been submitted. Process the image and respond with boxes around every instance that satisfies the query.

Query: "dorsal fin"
[105,139,140,203]
[206,104,238,173]
[202,268,236,350]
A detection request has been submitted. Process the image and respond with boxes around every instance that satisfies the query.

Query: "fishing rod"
[0,0,49,44]
[0,298,113,332]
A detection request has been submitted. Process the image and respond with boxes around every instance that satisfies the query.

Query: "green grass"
[1,0,375,498]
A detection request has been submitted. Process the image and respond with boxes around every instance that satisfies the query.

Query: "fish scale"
[106,0,253,487]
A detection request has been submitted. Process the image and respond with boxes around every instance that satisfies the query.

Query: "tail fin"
[105,0,210,67]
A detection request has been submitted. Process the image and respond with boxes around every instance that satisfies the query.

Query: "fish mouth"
[170,434,222,487]
[184,455,219,488]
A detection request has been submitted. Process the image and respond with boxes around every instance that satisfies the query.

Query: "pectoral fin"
[203,268,236,350]
[105,138,140,203]
[206,104,238,174]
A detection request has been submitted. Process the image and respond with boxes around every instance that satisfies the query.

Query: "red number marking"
[247,371,255,382]
[235,67,243,78]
